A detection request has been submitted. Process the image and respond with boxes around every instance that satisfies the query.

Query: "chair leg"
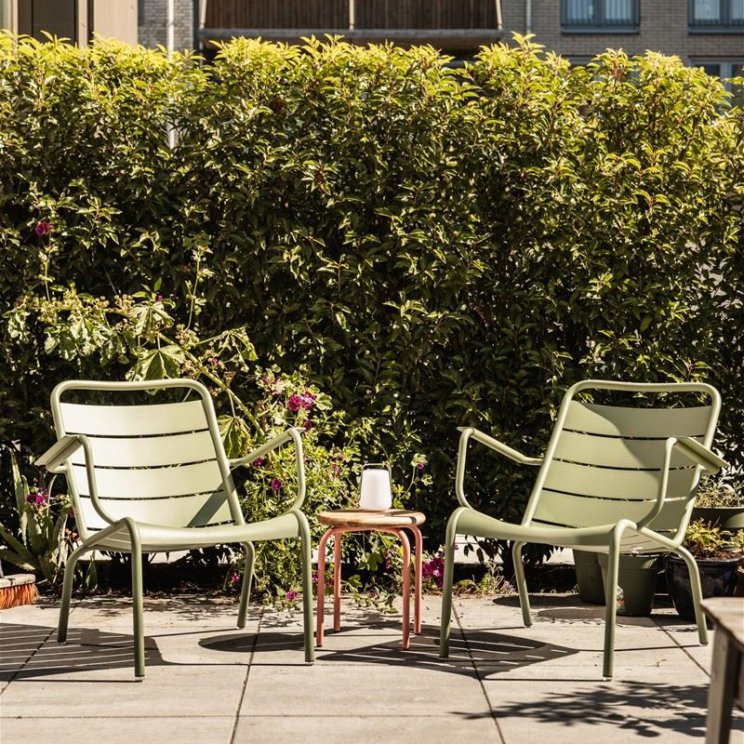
[511,541,532,627]
[676,545,709,646]
[439,513,459,659]
[131,550,145,678]
[602,547,620,678]
[58,543,89,643]
[237,541,255,629]
[298,514,315,663]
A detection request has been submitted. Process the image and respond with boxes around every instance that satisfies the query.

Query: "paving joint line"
[653,616,710,676]
[228,604,263,744]
[453,603,507,744]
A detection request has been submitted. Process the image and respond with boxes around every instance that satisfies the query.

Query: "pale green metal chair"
[36,379,314,677]
[439,380,728,677]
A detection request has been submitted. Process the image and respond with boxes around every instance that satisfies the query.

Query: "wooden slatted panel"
[563,401,711,438]
[553,431,703,469]
[205,0,497,30]
[60,400,208,437]
[68,431,217,468]
[76,492,233,531]
[542,460,698,501]
[533,492,688,529]
[71,461,225,500]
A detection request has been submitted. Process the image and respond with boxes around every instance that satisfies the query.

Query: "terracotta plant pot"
[664,555,743,621]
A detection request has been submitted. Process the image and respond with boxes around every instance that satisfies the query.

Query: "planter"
[598,553,661,617]
[664,555,742,621]
[573,549,605,604]
[691,506,744,532]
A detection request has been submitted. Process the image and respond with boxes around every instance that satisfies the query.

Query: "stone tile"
[0,716,235,744]
[1,664,247,718]
[233,715,501,744]
[240,663,490,717]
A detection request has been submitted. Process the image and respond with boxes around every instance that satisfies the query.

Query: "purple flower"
[302,419,313,431]
[416,462,425,472]
[270,478,282,492]
[156,293,164,302]
[285,590,298,601]
[26,488,49,508]
[287,394,304,412]
[229,571,241,586]
[34,221,51,237]
[252,457,265,467]
[421,557,445,587]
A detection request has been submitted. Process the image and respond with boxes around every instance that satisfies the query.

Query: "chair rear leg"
[237,541,255,629]
[58,544,88,643]
[298,515,315,663]
[602,548,620,678]
[131,550,145,678]
[676,545,709,645]
[439,514,458,659]
[511,541,532,627]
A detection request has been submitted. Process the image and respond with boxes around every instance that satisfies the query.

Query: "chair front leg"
[439,511,460,659]
[131,549,145,678]
[511,541,532,627]
[602,545,621,678]
[296,513,315,663]
[676,545,709,646]
[237,541,255,629]
[58,542,91,643]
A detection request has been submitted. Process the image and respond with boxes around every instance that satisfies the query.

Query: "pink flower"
[287,392,316,413]
[270,478,282,492]
[421,557,445,587]
[285,590,298,601]
[302,419,313,431]
[416,462,425,471]
[229,571,242,586]
[252,457,265,467]
[34,221,51,237]
[26,488,48,508]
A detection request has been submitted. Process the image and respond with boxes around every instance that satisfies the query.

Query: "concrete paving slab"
[233,714,502,744]
[0,716,236,744]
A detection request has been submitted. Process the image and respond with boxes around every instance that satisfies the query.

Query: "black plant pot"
[664,555,742,621]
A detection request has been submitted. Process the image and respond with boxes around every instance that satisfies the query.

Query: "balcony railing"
[202,0,503,50]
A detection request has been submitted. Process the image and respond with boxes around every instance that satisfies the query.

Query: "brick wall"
[138,0,194,51]
[501,0,744,62]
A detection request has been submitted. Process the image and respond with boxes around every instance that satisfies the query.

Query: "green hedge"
[1,34,742,544]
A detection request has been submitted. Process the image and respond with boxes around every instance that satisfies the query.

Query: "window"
[691,59,744,103]
[690,0,744,29]
[562,0,640,31]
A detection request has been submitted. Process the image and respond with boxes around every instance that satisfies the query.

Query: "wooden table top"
[701,598,744,653]
[317,509,426,529]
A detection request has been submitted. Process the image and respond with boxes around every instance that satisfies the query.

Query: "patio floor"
[1,593,742,743]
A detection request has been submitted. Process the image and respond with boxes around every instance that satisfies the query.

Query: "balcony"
[201,0,503,52]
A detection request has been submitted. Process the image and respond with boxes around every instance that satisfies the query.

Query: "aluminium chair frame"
[439,379,728,677]
[37,378,315,677]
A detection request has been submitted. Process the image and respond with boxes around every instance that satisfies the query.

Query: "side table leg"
[333,529,343,632]
[316,528,333,647]
[411,526,423,635]
[396,529,412,650]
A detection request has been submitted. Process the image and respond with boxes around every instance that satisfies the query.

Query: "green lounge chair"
[36,379,314,677]
[439,380,727,677]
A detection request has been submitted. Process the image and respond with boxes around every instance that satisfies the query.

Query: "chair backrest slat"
[60,400,208,436]
[76,492,233,530]
[68,431,216,468]
[562,401,709,438]
[553,430,701,469]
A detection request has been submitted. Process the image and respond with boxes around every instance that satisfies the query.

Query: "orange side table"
[315,509,426,650]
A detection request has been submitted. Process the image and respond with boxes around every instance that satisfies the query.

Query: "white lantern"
[359,463,393,511]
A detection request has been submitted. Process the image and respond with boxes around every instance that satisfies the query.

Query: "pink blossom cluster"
[25,488,49,508]
[421,556,445,587]
[287,392,316,413]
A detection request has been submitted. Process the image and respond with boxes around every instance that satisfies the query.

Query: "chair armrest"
[674,436,728,473]
[455,427,542,509]
[35,434,85,474]
[230,428,307,511]
[458,427,543,466]
[638,436,729,529]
